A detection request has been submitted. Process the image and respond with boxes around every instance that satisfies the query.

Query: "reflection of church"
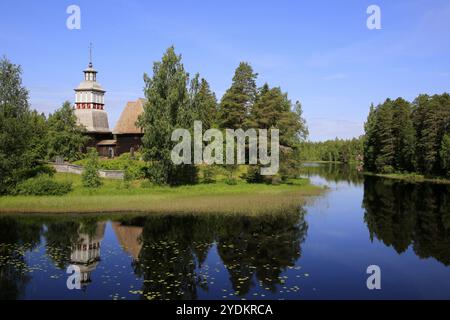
[73,49,145,157]
[111,222,143,260]
[70,222,106,285]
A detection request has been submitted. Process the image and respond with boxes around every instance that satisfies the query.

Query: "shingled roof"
[113,98,146,134]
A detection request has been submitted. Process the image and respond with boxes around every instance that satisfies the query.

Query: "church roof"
[75,80,105,92]
[113,98,146,134]
[74,109,111,133]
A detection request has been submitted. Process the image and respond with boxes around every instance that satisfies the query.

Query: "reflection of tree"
[45,221,80,269]
[0,217,41,300]
[130,215,215,300]
[121,209,307,299]
[363,177,450,265]
[216,209,307,295]
[300,163,364,185]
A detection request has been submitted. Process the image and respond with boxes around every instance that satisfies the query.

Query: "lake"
[1,163,450,300]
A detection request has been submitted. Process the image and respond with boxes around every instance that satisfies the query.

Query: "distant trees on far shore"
[299,137,364,164]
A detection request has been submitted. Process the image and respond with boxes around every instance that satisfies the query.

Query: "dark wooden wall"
[114,134,144,155]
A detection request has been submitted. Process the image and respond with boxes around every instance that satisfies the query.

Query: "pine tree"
[218,62,257,129]
[248,84,308,180]
[391,98,415,172]
[413,94,450,175]
[440,134,450,178]
[374,99,395,173]
[188,74,217,129]
[363,103,377,171]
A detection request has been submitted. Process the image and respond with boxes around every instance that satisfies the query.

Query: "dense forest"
[138,47,309,185]
[364,94,450,178]
[299,137,364,163]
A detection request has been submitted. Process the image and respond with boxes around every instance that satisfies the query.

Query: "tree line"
[138,47,308,185]
[363,94,450,177]
[299,137,364,163]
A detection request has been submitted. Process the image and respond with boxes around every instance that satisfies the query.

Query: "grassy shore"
[362,172,450,184]
[0,173,324,214]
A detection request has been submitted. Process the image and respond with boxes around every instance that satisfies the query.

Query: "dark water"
[1,163,450,300]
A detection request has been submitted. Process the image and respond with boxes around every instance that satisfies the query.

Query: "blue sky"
[1,0,449,141]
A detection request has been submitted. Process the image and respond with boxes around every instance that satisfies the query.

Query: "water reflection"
[1,164,450,299]
[0,209,308,300]
[118,211,308,299]
[0,217,41,300]
[300,162,363,185]
[363,176,450,265]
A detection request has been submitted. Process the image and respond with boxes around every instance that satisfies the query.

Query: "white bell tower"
[74,44,110,133]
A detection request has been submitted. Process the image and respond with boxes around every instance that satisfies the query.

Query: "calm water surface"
[1,163,450,300]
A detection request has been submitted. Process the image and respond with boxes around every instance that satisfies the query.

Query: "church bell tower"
[74,44,111,133]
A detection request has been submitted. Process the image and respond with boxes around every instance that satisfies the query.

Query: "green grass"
[0,173,324,214]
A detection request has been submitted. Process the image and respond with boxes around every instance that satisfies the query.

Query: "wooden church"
[73,57,145,158]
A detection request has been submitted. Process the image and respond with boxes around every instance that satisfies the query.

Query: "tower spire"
[89,42,93,67]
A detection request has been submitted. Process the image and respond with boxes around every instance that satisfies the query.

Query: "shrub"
[381,165,394,174]
[202,165,216,184]
[140,180,154,188]
[74,152,146,179]
[14,175,72,196]
[225,176,237,185]
[82,148,102,188]
[244,165,264,184]
[121,162,134,189]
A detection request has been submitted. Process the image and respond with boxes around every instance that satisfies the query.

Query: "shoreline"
[0,176,325,215]
[362,172,450,185]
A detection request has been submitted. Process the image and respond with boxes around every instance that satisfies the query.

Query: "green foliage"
[46,101,88,162]
[121,161,134,189]
[413,94,450,175]
[201,165,216,184]
[244,165,264,184]
[14,175,72,196]
[300,137,364,163]
[218,62,257,129]
[441,134,450,177]
[81,148,102,188]
[381,165,395,174]
[364,93,450,177]
[139,46,197,185]
[0,57,39,194]
[74,152,146,179]
[187,74,218,129]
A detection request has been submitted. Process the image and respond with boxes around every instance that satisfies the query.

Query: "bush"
[82,148,102,188]
[225,176,237,185]
[243,165,264,184]
[120,162,134,189]
[14,175,72,196]
[202,165,216,184]
[74,152,146,179]
[381,165,394,174]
